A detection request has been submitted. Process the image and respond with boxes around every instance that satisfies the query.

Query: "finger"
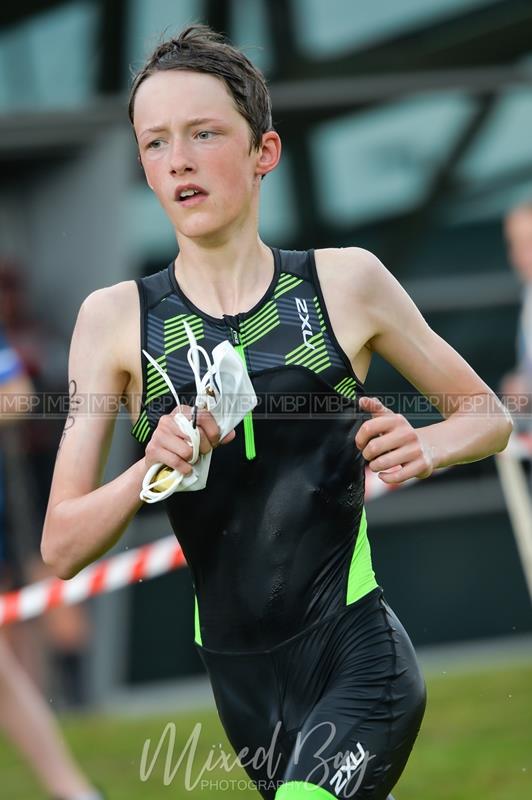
[197,426,236,453]
[367,443,420,473]
[153,429,199,465]
[148,448,194,476]
[378,458,428,484]
[193,407,221,446]
[163,406,208,454]
[153,428,195,459]
[355,415,397,451]
[360,426,415,462]
[197,426,215,455]
[358,396,394,416]
[170,407,215,455]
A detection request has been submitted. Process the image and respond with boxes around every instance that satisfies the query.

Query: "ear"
[255,131,282,179]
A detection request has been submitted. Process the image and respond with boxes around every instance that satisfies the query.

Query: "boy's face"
[133,70,275,242]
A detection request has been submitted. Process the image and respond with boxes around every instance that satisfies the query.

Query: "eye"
[196,130,216,140]
[146,139,163,150]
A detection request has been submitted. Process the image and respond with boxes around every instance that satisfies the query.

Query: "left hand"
[356,396,435,483]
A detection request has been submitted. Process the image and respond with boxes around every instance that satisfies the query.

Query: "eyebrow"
[187,117,225,126]
[139,118,226,139]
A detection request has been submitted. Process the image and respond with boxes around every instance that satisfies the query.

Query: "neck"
[174,232,274,318]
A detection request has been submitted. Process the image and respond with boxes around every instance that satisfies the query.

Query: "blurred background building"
[0,0,531,705]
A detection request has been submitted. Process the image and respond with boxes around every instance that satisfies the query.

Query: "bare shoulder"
[77,280,139,372]
[79,280,138,324]
[312,247,385,382]
[314,246,386,296]
[314,246,423,346]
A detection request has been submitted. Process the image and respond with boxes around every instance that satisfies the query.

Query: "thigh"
[281,595,427,799]
[196,645,289,799]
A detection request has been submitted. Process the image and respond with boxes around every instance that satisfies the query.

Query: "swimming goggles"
[139,320,257,502]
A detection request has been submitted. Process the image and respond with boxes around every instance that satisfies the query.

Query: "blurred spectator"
[501,203,532,430]
[0,260,92,706]
[0,324,104,800]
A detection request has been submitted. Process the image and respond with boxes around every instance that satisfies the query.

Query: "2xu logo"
[294,298,316,350]
[330,741,374,796]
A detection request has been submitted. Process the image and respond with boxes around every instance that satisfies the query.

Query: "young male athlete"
[41,25,513,800]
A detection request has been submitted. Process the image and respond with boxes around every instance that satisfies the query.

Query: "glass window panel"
[127,0,201,78]
[310,92,473,226]
[294,0,495,57]
[229,0,273,76]
[444,180,532,227]
[459,90,532,185]
[0,1,97,112]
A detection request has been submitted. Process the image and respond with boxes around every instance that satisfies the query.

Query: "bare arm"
[40,286,146,579]
[342,248,513,481]
[41,284,236,580]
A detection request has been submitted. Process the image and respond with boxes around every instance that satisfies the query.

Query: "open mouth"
[176,187,208,206]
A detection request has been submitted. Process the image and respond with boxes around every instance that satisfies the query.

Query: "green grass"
[1,662,531,799]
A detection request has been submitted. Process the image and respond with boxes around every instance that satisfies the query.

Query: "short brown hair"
[128,24,274,152]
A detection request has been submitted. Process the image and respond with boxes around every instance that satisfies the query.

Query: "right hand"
[144,405,236,476]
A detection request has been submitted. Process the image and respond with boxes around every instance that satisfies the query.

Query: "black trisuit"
[132,247,427,799]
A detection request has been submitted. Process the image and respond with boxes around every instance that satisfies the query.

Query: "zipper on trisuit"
[224,315,256,460]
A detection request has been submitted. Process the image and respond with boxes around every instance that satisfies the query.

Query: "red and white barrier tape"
[0,535,186,627]
[1,433,530,626]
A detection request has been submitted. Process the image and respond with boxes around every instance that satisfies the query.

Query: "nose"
[169,137,195,175]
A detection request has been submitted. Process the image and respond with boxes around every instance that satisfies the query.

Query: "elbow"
[40,530,81,581]
[56,563,81,581]
[41,545,79,581]
[494,409,514,454]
